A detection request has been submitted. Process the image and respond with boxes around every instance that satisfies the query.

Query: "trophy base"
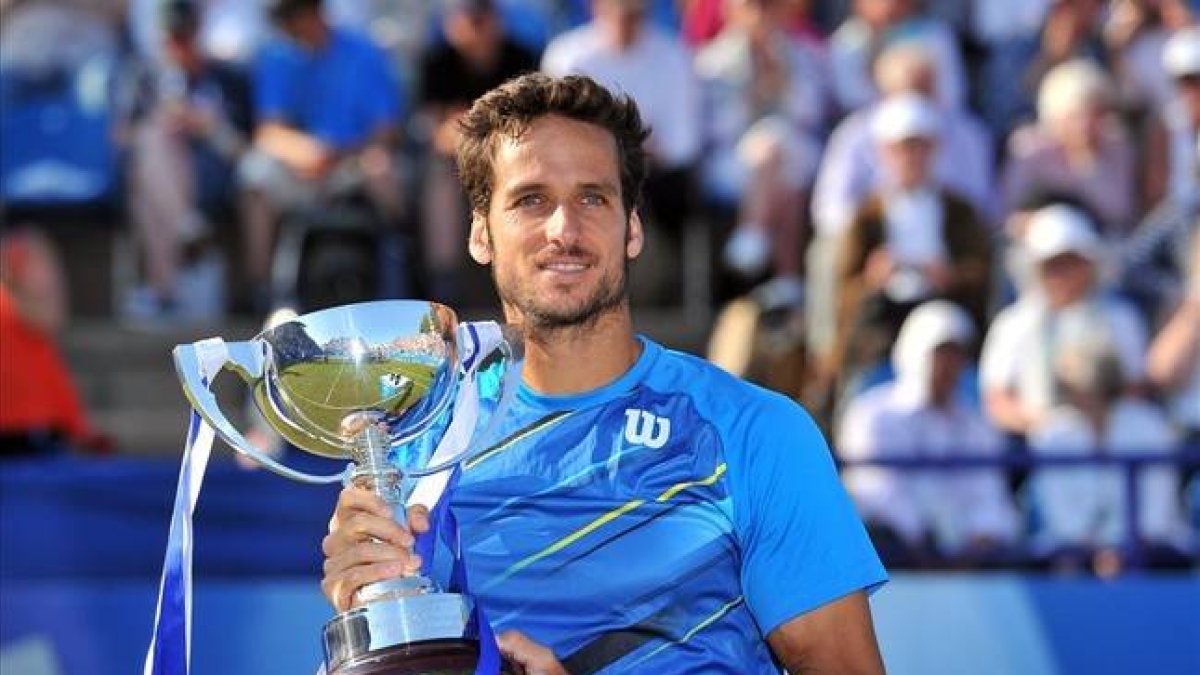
[329,637,515,675]
[326,592,515,675]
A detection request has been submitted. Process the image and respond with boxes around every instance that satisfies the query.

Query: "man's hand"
[497,631,569,675]
[321,486,430,612]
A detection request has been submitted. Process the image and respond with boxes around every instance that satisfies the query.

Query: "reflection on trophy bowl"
[251,301,460,459]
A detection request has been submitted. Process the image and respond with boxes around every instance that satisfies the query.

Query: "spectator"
[981,205,1149,437]
[1002,59,1137,237]
[418,0,538,304]
[238,0,404,310]
[1144,26,1200,210]
[695,0,827,285]
[812,43,995,238]
[1105,0,1195,117]
[1147,230,1200,440]
[0,229,105,458]
[682,0,825,49]
[839,301,1020,566]
[1027,332,1192,570]
[831,94,992,402]
[969,0,1049,138]
[542,0,701,240]
[1023,0,1107,97]
[127,0,268,65]
[827,0,966,113]
[808,43,994,366]
[122,0,251,320]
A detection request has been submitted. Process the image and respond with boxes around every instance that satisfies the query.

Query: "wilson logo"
[623,409,671,449]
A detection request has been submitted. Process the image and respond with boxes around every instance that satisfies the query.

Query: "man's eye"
[581,193,607,207]
[516,194,545,208]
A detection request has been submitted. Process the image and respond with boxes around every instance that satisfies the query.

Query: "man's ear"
[626,209,645,260]
[468,212,492,265]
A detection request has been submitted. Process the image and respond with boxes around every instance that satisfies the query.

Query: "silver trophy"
[173,300,521,675]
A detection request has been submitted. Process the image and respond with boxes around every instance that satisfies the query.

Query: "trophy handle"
[173,339,348,485]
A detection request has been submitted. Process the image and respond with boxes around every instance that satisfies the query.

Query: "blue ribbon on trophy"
[146,301,523,675]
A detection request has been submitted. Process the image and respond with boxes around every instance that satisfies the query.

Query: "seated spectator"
[827,0,966,113]
[1105,0,1195,117]
[807,43,994,367]
[839,301,1020,567]
[1147,230,1200,441]
[1002,59,1137,237]
[1028,333,1192,571]
[981,205,1149,437]
[681,0,825,49]
[1143,26,1200,211]
[238,0,404,310]
[812,43,995,238]
[128,0,268,64]
[969,0,1048,138]
[0,229,106,458]
[1022,0,1107,99]
[122,0,251,320]
[695,0,827,285]
[831,94,992,402]
[542,0,701,242]
[418,0,538,303]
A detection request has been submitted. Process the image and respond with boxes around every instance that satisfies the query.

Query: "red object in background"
[0,285,98,452]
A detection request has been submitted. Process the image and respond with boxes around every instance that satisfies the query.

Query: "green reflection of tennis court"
[274,360,439,435]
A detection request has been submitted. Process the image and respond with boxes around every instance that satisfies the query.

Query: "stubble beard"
[494,251,630,338]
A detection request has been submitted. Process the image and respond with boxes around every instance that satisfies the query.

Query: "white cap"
[1164,27,1200,78]
[891,300,975,384]
[1025,205,1101,263]
[871,93,940,143]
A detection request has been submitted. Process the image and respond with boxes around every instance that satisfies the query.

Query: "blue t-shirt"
[253,28,401,150]
[444,337,886,674]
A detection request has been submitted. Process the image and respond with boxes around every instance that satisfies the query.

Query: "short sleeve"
[253,46,290,123]
[727,393,887,636]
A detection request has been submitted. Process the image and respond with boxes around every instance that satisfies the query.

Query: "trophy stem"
[347,413,404,507]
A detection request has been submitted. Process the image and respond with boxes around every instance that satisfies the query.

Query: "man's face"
[881,136,934,189]
[1038,252,1095,308]
[928,342,965,404]
[468,114,644,331]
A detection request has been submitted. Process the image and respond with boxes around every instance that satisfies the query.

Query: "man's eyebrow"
[577,181,619,195]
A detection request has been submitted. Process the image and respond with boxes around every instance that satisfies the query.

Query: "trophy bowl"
[173,300,518,675]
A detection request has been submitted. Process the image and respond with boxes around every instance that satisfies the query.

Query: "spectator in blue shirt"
[238,0,405,307]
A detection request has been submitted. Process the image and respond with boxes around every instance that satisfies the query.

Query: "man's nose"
[545,204,581,248]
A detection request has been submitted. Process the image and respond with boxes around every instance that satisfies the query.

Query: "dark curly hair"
[455,73,650,218]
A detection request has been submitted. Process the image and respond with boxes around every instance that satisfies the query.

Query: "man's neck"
[516,307,642,396]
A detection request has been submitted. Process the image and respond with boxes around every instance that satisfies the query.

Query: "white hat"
[1164,27,1200,78]
[891,300,975,393]
[1025,205,1102,263]
[871,93,940,143]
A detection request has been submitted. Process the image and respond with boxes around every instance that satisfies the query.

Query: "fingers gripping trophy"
[150,300,522,675]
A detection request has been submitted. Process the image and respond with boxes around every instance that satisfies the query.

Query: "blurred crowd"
[1,0,1198,572]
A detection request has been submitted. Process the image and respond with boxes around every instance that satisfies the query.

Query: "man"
[238,0,403,308]
[123,0,251,319]
[839,301,1020,567]
[418,0,538,303]
[322,74,887,673]
[695,0,827,285]
[831,94,992,407]
[981,204,1148,437]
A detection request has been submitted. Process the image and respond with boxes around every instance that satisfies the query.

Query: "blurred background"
[0,0,1197,673]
